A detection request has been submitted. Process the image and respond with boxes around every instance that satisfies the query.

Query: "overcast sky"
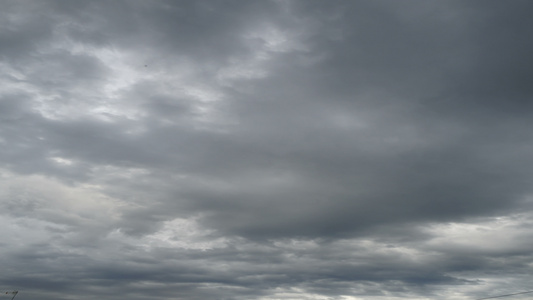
[2,1,533,299]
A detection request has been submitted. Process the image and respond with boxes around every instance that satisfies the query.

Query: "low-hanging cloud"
[1,1,533,299]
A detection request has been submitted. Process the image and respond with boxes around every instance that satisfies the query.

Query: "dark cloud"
[1,1,533,299]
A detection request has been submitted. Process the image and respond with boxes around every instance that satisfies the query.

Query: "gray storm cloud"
[1,1,533,299]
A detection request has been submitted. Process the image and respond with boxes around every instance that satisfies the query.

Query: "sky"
[1,1,533,299]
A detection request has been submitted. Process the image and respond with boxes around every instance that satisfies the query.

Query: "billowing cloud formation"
[2,1,533,299]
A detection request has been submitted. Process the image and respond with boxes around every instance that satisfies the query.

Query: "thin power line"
[0,291,18,300]
[475,290,533,300]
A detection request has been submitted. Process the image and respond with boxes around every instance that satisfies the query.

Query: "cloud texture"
[2,1,533,299]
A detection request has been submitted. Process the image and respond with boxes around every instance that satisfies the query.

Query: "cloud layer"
[2,1,533,299]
